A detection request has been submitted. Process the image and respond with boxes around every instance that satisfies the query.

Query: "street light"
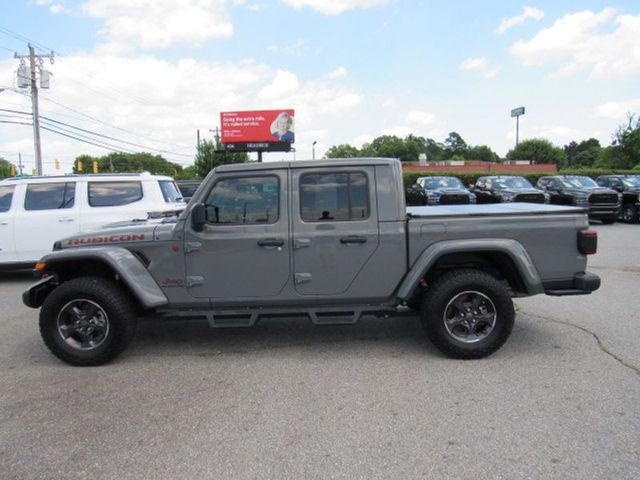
[312,140,317,160]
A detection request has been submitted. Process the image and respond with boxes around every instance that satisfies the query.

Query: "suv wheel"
[39,277,137,366]
[420,269,515,359]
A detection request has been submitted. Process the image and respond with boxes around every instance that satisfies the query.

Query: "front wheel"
[622,204,639,224]
[420,269,515,359]
[39,277,138,366]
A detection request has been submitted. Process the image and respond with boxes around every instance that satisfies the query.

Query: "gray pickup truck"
[23,158,600,365]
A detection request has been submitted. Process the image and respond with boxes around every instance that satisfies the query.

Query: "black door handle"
[257,238,284,247]
[340,236,367,244]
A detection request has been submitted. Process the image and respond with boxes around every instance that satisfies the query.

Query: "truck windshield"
[423,177,464,189]
[561,177,598,188]
[623,176,640,187]
[493,177,533,189]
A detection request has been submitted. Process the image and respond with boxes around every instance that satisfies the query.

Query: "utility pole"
[15,44,54,176]
[18,153,24,175]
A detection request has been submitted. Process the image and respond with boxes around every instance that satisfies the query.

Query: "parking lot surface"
[1,223,639,479]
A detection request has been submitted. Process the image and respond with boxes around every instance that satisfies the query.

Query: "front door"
[184,170,290,300]
[291,167,380,296]
[0,185,17,263]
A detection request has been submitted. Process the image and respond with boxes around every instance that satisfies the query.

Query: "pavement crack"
[523,311,640,376]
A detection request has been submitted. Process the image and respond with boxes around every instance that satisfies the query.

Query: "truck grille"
[440,194,470,205]
[589,193,618,205]
[514,193,545,203]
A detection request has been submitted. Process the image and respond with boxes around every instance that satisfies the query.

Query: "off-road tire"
[420,269,514,359]
[39,277,137,366]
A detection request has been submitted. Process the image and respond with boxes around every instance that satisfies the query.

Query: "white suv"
[0,173,185,267]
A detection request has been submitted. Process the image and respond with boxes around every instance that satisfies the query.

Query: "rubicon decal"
[67,234,146,246]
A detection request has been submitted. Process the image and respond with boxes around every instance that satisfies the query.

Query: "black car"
[406,176,476,206]
[536,175,620,223]
[596,174,640,224]
[472,176,547,204]
[176,179,202,202]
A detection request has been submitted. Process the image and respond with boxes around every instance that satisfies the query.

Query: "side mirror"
[191,203,206,232]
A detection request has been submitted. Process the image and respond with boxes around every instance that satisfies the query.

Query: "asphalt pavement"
[1,223,639,480]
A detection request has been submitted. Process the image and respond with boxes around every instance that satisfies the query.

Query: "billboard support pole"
[257,151,263,163]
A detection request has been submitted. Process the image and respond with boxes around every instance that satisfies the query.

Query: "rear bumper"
[543,272,601,296]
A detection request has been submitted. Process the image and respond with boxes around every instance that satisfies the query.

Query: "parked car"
[595,174,640,224]
[472,176,547,204]
[176,179,202,203]
[23,158,600,365]
[536,175,620,223]
[0,173,185,268]
[406,176,476,206]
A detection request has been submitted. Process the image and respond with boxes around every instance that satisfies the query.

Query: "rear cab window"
[25,182,76,210]
[88,181,142,207]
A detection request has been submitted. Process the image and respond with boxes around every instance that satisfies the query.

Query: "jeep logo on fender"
[67,234,146,246]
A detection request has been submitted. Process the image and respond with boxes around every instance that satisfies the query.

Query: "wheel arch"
[29,247,168,310]
[397,239,544,302]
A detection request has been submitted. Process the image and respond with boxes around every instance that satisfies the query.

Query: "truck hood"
[55,222,165,250]
[428,188,472,195]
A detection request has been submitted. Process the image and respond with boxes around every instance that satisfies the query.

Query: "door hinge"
[187,276,204,288]
[294,273,312,284]
[184,242,201,253]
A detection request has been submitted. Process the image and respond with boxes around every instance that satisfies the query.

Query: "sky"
[0,0,639,174]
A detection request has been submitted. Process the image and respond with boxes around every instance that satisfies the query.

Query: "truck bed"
[407,203,585,217]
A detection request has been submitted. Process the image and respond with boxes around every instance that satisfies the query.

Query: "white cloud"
[281,0,389,15]
[594,100,640,120]
[510,8,640,79]
[459,57,500,78]
[495,6,544,35]
[506,125,583,145]
[258,70,300,100]
[327,66,348,79]
[406,111,434,125]
[382,125,411,137]
[82,0,234,51]
[352,134,374,147]
[266,39,306,56]
[50,4,65,13]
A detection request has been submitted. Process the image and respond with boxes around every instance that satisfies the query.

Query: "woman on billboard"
[271,112,295,142]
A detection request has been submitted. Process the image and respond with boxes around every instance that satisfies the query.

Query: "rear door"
[291,167,379,295]
[14,181,80,262]
[0,185,17,263]
[184,170,290,299]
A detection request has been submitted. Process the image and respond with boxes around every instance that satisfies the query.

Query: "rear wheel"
[39,277,137,366]
[420,269,514,359]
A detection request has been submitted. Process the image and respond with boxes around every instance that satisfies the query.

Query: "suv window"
[0,185,14,213]
[159,180,183,203]
[300,172,369,222]
[25,182,75,210]
[205,176,279,224]
[88,181,143,207]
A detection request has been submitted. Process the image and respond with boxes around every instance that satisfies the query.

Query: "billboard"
[221,109,295,144]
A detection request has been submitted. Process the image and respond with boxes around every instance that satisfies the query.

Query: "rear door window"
[0,185,14,212]
[88,181,143,207]
[299,172,369,222]
[25,182,76,210]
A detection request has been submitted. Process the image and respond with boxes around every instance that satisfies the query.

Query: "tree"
[0,158,12,178]
[612,113,640,169]
[443,132,468,159]
[563,138,601,168]
[73,152,184,176]
[194,139,248,178]
[465,145,499,163]
[424,138,445,162]
[506,138,566,165]
[325,144,361,158]
[594,146,627,169]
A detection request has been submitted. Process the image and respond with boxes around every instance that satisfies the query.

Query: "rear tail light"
[578,230,597,255]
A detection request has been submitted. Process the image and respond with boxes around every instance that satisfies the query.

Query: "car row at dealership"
[406,174,640,224]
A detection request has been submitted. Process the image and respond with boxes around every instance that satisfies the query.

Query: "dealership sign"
[221,110,295,146]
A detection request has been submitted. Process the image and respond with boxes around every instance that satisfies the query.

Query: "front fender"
[396,238,544,301]
[24,247,168,309]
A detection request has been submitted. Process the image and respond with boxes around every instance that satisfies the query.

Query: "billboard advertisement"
[221,109,295,144]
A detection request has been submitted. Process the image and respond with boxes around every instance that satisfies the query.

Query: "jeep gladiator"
[23,158,600,365]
